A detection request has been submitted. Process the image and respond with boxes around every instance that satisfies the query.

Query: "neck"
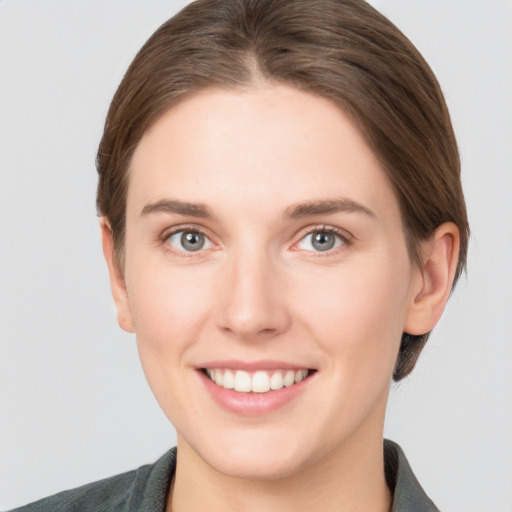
[168,425,391,512]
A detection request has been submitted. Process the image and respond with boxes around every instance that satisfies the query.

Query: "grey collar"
[124,440,440,511]
[385,439,440,512]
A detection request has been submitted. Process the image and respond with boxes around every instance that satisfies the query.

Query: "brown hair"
[96,0,469,380]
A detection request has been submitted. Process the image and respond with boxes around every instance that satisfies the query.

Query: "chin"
[181,424,330,481]
[207,446,308,481]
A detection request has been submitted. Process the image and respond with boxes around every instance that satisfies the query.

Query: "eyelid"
[290,224,354,252]
[160,224,218,255]
[158,223,353,255]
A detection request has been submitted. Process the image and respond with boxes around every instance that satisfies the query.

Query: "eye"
[166,230,213,252]
[296,229,345,252]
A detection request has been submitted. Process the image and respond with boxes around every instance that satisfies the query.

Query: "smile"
[204,368,310,393]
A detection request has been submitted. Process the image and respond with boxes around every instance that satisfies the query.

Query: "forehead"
[127,84,399,223]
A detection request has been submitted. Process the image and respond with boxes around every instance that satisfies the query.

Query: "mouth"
[202,368,314,394]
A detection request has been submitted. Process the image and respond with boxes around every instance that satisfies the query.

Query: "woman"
[11,0,469,510]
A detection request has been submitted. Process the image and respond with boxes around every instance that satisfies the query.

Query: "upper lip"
[197,360,313,371]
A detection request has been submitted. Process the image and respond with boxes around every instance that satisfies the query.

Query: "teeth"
[234,370,252,392]
[214,369,223,386]
[252,371,270,393]
[205,368,310,393]
[295,369,308,383]
[270,371,284,390]
[223,369,235,389]
[283,370,295,387]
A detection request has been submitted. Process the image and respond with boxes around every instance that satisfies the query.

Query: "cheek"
[123,259,219,421]
[124,255,216,359]
[294,253,412,377]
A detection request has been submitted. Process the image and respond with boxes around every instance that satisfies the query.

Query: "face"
[117,85,423,479]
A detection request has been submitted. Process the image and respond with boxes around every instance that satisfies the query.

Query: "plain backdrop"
[0,1,511,510]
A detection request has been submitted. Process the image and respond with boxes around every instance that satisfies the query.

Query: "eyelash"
[292,224,352,255]
[160,224,217,259]
[160,224,353,257]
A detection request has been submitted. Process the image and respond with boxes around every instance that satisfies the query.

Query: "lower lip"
[198,370,313,415]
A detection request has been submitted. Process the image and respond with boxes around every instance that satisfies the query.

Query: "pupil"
[312,231,335,251]
[181,232,204,251]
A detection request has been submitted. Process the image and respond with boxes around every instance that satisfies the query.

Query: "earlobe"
[404,222,460,336]
[99,218,135,333]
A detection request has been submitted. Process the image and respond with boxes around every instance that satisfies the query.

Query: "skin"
[101,84,459,512]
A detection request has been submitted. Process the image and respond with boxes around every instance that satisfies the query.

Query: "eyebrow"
[140,199,213,218]
[283,198,376,219]
[140,197,375,220]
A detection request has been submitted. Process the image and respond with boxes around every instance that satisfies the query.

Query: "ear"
[99,218,135,333]
[404,222,461,335]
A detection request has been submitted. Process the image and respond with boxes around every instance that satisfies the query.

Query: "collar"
[131,440,439,511]
[385,439,440,512]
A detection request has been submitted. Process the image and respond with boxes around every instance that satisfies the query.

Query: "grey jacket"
[11,440,439,511]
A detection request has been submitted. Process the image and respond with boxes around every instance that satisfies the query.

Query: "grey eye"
[167,230,212,252]
[297,230,344,252]
[311,231,336,251]
[181,232,204,251]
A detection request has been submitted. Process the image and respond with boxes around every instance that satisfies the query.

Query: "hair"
[96,0,469,381]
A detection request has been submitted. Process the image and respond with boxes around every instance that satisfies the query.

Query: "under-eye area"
[202,368,316,393]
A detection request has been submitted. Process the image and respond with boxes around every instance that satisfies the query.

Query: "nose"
[215,247,291,341]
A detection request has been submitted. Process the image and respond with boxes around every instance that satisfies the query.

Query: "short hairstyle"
[96,0,469,380]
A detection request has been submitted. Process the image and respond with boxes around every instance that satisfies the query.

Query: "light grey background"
[0,1,510,510]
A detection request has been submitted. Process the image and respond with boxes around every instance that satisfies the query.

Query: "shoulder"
[9,448,177,512]
[11,470,137,512]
